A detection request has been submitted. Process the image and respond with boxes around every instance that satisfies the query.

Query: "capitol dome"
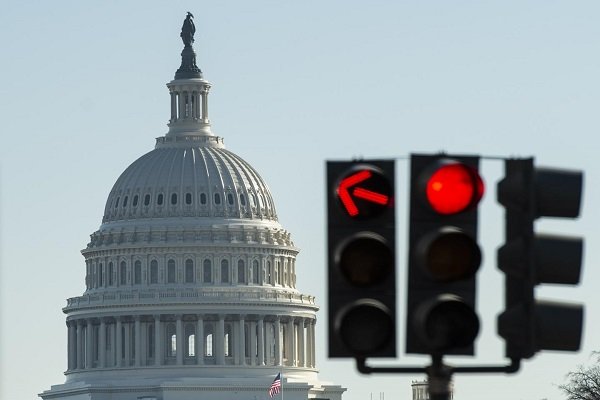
[102,138,279,226]
[41,14,344,400]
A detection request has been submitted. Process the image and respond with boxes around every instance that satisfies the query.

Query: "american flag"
[268,373,282,398]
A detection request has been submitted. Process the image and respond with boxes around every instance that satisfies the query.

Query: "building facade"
[40,14,345,400]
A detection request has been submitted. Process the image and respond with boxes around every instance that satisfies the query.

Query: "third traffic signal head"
[497,158,584,360]
[406,154,484,356]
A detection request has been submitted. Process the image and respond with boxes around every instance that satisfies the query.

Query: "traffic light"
[406,154,484,355]
[497,158,584,360]
[327,160,396,358]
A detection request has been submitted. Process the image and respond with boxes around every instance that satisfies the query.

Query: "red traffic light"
[336,166,393,218]
[424,161,484,215]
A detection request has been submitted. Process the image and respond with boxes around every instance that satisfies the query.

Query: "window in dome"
[185,259,194,283]
[240,194,246,206]
[108,262,114,286]
[200,193,207,205]
[115,197,120,208]
[203,259,212,283]
[98,263,103,287]
[157,194,164,205]
[144,194,151,206]
[132,195,139,207]
[119,261,127,285]
[252,260,259,284]
[123,196,128,207]
[185,192,192,205]
[224,324,233,357]
[166,323,176,357]
[214,193,221,205]
[185,324,196,357]
[150,260,158,284]
[237,260,245,284]
[171,193,178,205]
[266,261,272,284]
[221,259,229,283]
[227,193,234,205]
[134,260,142,284]
[167,259,176,283]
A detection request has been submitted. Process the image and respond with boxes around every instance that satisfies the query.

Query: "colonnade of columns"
[66,313,316,372]
[169,85,210,123]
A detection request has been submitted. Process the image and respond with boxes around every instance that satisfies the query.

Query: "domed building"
[40,14,345,400]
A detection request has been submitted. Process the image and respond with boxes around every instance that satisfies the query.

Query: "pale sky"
[1,2,599,400]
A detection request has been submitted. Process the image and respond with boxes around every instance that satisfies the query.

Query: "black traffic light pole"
[356,355,521,400]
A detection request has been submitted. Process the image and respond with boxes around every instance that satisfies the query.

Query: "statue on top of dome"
[181,12,195,47]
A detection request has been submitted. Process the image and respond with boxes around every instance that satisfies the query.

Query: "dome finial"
[175,12,202,79]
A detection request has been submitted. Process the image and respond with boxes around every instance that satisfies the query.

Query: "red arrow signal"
[337,170,391,217]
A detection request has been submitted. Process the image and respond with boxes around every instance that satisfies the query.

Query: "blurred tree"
[559,352,600,400]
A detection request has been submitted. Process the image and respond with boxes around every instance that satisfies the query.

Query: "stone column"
[154,315,161,366]
[176,315,183,365]
[239,316,246,365]
[170,91,177,122]
[201,89,209,122]
[249,320,257,366]
[76,321,83,369]
[85,320,93,369]
[196,316,204,365]
[298,318,305,367]
[124,321,130,367]
[67,322,76,370]
[115,318,122,367]
[257,317,265,366]
[99,319,106,368]
[178,90,185,120]
[134,316,141,367]
[216,315,225,365]
[311,320,316,368]
[287,319,295,366]
[274,318,281,366]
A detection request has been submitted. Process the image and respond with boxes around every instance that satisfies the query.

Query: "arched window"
[224,323,233,357]
[157,193,164,205]
[214,193,221,205]
[123,196,128,207]
[120,261,127,285]
[132,195,139,207]
[115,197,120,208]
[134,260,142,284]
[144,194,151,206]
[200,193,207,205]
[171,193,178,205]
[240,194,246,206]
[166,323,176,357]
[266,261,272,284]
[185,193,192,205]
[167,260,176,283]
[150,260,158,284]
[185,259,194,283]
[252,260,259,284]
[203,259,212,283]
[185,323,196,357]
[237,260,245,284]
[227,193,234,205]
[205,323,214,357]
[108,262,114,286]
[274,262,279,285]
[221,259,229,283]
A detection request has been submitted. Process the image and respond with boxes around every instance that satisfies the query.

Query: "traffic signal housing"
[327,160,396,358]
[497,158,584,360]
[406,154,484,356]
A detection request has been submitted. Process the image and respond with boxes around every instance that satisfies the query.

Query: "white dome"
[102,136,278,227]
